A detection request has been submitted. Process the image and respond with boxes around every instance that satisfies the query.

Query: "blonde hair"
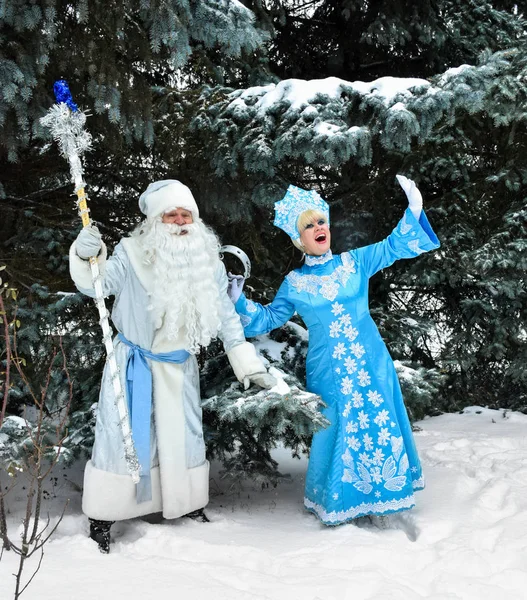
[293,209,328,250]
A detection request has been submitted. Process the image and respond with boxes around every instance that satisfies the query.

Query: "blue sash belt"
[117,333,190,503]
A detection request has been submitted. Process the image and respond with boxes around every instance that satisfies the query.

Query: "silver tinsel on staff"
[41,80,140,483]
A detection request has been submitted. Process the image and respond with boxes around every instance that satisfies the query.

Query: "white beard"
[133,217,223,354]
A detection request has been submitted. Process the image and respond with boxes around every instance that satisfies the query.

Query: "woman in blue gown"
[230,176,440,525]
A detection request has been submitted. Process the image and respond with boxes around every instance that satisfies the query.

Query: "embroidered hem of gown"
[304,477,425,526]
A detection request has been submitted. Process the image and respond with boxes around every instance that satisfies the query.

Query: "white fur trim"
[69,241,107,290]
[83,317,211,521]
[121,237,154,292]
[227,341,266,383]
[82,460,209,521]
[139,180,199,218]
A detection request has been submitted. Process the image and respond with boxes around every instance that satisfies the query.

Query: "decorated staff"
[40,81,140,484]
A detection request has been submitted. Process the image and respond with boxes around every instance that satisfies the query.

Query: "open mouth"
[315,233,327,243]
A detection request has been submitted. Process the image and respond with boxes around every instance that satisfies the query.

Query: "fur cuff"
[69,241,107,290]
[227,341,266,383]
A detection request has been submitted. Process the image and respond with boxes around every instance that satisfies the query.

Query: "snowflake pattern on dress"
[327,302,410,497]
[286,254,356,301]
[239,313,253,328]
[407,239,425,255]
[399,212,413,235]
[246,300,258,313]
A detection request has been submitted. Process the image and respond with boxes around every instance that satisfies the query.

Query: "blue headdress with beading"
[274,185,330,240]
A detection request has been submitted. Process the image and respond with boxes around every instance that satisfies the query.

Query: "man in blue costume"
[228,176,440,527]
[70,180,274,552]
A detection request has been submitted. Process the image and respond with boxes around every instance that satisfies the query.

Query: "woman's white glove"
[75,225,102,260]
[243,371,277,390]
[227,272,245,304]
[396,175,422,220]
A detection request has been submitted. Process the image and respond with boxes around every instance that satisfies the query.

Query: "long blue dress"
[234,208,440,525]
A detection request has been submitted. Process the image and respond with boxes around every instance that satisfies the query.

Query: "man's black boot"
[183,508,210,523]
[89,518,114,554]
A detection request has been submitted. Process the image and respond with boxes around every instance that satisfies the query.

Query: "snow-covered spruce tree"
[1,0,270,287]
[0,0,268,158]
[411,46,527,412]
[164,36,527,414]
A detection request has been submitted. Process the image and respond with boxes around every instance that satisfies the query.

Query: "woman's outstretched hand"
[396,174,422,220]
[227,272,245,303]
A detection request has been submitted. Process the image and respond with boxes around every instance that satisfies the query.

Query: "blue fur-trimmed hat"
[274,185,330,240]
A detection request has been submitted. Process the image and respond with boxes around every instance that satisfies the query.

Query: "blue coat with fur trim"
[235,209,440,525]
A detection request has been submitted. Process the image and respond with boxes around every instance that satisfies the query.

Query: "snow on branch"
[190,51,513,175]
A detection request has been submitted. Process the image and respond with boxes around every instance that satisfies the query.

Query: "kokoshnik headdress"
[274,185,330,240]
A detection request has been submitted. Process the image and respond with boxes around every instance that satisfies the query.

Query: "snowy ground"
[1,406,527,600]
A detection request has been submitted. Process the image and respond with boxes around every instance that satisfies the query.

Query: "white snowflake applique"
[332,342,347,360]
[321,280,340,301]
[333,493,339,500]
[370,467,383,484]
[240,314,253,328]
[246,300,258,313]
[373,409,390,427]
[357,368,371,387]
[335,367,341,375]
[352,391,364,408]
[363,433,374,451]
[341,376,353,395]
[399,212,412,235]
[345,421,358,434]
[371,448,385,466]
[343,326,359,341]
[378,428,391,446]
[367,390,384,407]
[329,320,342,338]
[275,203,290,216]
[359,452,372,467]
[346,436,361,451]
[331,302,344,316]
[340,314,352,326]
[357,410,370,429]
[342,401,352,418]
[341,448,353,467]
[408,239,425,255]
[344,357,358,374]
[350,343,365,358]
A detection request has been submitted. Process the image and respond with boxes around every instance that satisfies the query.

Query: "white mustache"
[164,223,194,236]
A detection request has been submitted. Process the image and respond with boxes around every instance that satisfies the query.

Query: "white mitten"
[227,272,245,304]
[396,175,422,220]
[243,371,278,390]
[76,225,102,259]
